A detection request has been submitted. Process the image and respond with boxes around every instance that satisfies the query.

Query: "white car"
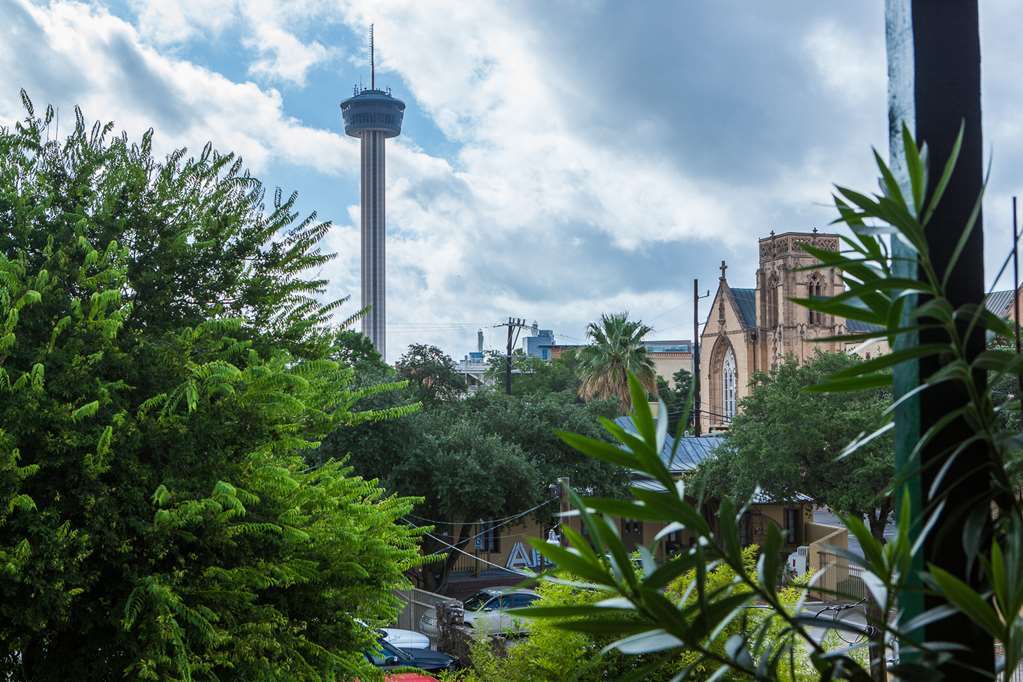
[380,627,430,650]
[462,587,540,635]
[419,587,540,639]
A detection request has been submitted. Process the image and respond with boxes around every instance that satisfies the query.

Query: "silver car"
[420,587,540,639]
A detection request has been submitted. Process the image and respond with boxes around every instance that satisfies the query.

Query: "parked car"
[381,627,430,650]
[463,587,540,635]
[419,587,540,639]
[365,637,456,673]
[354,619,431,650]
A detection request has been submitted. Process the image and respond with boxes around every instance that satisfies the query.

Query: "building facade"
[699,231,862,432]
[699,229,1016,432]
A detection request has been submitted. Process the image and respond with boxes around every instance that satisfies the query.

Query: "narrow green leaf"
[928,565,1003,639]
[830,344,946,379]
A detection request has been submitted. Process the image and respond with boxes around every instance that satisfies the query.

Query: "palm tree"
[577,312,657,411]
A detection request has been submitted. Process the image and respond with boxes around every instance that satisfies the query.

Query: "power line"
[402,520,536,577]
[405,497,557,527]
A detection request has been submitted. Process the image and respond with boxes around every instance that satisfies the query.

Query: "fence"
[815,550,867,602]
[393,587,452,633]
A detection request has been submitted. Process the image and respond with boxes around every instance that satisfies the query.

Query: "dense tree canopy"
[0,97,421,680]
[696,352,894,539]
[395,343,467,404]
[484,348,584,396]
[321,352,627,589]
[657,368,693,434]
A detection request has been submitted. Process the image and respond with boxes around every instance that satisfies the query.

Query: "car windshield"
[462,592,494,611]
[367,638,411,665]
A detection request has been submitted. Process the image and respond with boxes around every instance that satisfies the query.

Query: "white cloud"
[1,0,358,173]
[130,0,236,46]
[7,0,1020,363]
[131,0,336,86]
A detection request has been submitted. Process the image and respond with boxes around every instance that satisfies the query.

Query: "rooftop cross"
[719,260,728,280]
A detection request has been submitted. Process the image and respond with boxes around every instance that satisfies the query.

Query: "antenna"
[370,24,375,90]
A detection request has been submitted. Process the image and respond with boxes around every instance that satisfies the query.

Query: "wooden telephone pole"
[692,279,710,435]
[494,318,529,395]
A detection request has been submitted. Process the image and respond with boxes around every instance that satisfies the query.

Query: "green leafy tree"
[697,352,894,541]
[395,343,466,404]
[0,96,421,680]
[577,312,657,411]
[657,368,693,434]
[325,388,627,590]
[484,348,584,396]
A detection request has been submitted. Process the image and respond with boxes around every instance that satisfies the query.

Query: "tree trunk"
[868,499,892,543]
[436,523,471,594]
[866,598,888,682]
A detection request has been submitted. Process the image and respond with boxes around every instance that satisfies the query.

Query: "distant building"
[454,329,489,391]
[643,340,693,387]
[548,339,692,387]
[522,323,556,360]
[699,230,1015,433]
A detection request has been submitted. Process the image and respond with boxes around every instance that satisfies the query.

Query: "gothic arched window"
[767,275,779,328]
[723,347,737,420]
[808,277,824,324]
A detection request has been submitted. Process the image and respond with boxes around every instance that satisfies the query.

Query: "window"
[808,278,824,324]
[503,593,539,609]
[622,520,643,536]
[463,592,492,611]
[476,521,501,553]
[767,276,779,328]
[723,347,737,420]
[784,508,801,545]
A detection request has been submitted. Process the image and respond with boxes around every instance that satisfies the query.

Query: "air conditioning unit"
[787,546,808,577]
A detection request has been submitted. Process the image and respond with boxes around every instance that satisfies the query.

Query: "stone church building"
[698,230,888,433]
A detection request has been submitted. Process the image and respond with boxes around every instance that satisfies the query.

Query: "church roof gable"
[730,287,757,329]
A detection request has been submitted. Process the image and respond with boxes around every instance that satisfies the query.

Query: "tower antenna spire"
[370,24,375,90]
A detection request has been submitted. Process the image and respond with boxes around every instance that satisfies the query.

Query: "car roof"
[478,587,539,596]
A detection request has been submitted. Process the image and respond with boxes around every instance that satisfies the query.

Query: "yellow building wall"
[651,353,693,386]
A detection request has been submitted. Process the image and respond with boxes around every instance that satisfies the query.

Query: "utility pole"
[558,476,571,547]
[692,279,710,435]
[494,318,528,395]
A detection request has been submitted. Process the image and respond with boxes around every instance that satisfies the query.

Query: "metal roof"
[730,287,758,329]
[630,477,812,504]
[986,289,1015,317]
[613,416,725,473]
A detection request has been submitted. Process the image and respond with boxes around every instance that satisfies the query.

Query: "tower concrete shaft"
[360,130,387,357]
[340,68,404,359]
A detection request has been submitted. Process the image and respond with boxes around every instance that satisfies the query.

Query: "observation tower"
[340,25,405,359]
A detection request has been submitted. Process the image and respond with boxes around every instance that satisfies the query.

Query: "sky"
[1,1,1021,362]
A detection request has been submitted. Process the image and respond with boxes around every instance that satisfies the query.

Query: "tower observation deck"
[340,25,405,359]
